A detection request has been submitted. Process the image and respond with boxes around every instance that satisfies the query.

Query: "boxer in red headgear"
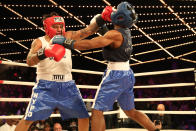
[15,9,114,131]
[43,16,66,38]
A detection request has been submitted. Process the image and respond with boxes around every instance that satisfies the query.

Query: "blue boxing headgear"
[111,2,138,28]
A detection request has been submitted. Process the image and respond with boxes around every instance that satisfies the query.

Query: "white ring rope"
[0,109,195,119]
[139,110,196,115]
[0,97,195,103]
[1,97,195,103]
[0,110,120,119]
[0,80,194,89]
[134,83,195,88]
[0,61,195,120]
[0,60,195,76]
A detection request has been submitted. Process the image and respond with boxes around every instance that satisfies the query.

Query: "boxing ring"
[0,60,195,131]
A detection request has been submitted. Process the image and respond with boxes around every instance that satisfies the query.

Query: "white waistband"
[107,61,130,70]
[36,73,72,82]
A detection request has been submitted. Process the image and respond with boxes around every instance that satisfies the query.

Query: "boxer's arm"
[72,30,122,50]
[66,22,98,41]
[26,39,42,66]
[66,6,113,41]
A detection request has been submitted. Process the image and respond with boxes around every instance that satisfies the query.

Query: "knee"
[78,117,89,122]
[92,109,103,117]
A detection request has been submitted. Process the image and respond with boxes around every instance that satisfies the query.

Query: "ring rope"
[0,61,195,120]
[134,68,195,76]
[0,109,195,119]
[0,60,194,76]
[134,83,195,88]
[1,97,195,102]
[139,110,196,115]
[0,80,194,89]
[0,110,119,119]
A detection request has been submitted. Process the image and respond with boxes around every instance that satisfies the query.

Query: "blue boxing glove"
[51,35,66,45]
[51,35,76,50]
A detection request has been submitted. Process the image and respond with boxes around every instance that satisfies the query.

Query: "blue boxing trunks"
[92,61,135,111]
[24,80,89,121]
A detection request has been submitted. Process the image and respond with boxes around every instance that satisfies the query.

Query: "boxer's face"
[52,24,64,35]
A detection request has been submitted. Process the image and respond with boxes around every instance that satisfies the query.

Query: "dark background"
[0,0,195,72]
[0,0,195,130]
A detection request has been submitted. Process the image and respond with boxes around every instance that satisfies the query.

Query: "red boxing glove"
[101,6,113,22]
[45,44,65,62]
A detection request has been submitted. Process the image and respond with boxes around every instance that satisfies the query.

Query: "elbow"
[26,60,34,67]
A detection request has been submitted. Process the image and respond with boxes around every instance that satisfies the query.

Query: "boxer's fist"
[45,44,65,61]
[37,44,65,62]
[90,6,113,27]
[51,35,66,45]
[101,6,113,22]
[51,35,75,50]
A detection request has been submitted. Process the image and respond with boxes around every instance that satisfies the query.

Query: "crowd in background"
[0,65,195,130]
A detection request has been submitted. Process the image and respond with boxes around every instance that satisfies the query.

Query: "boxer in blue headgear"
[51,2,160,131]
[111,1,138,28]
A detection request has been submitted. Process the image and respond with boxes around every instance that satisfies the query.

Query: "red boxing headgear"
[43,16,65,38]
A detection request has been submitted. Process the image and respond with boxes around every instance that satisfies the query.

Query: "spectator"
[30,126,39,131]
[69,121,77,131]
[35,120,45,130]
[44,123,51,131]
[85,94,93,112]
[151,104,172,129]
[53,122,65,131]
[0,119,4,127]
